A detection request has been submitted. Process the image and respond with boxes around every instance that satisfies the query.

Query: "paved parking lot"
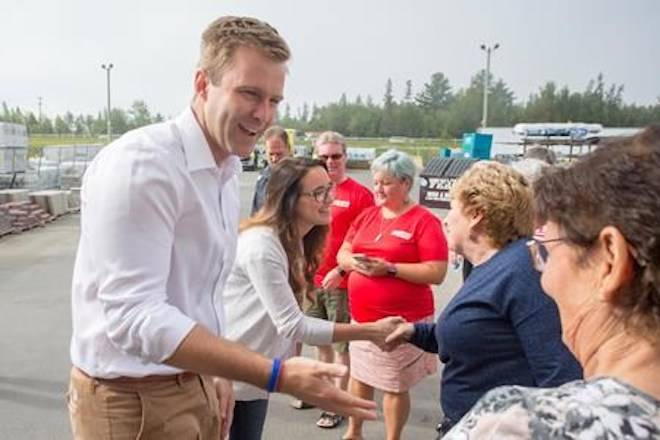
[0,169,461,439]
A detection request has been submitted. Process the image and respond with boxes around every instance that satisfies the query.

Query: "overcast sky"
[1,0,659,119]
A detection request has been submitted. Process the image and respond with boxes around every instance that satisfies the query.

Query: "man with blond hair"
[304,131,374,429]
[68,16,375,439]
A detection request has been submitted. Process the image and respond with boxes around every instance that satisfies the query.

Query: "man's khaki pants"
[67,367,220,439]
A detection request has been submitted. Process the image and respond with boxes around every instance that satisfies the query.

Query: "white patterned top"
[445,377,660,439]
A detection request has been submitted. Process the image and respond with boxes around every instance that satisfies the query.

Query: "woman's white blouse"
[223,226,334,400]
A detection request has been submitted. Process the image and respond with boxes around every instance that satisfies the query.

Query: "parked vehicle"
[240,146,267,171]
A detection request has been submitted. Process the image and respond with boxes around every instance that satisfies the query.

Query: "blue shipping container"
[461,133,493,159]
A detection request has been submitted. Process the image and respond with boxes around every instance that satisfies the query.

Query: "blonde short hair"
[315,131,346,153]
[199,16,290,85]
[450,161,534,248]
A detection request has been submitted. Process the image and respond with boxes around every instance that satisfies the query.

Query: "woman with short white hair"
[336,149,449,440]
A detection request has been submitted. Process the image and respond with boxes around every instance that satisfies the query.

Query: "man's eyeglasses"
[527,237,567,272]
[318,153,344,162]
[301,184,334,204]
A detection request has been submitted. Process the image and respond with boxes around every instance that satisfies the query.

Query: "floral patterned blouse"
[444,377,660,439]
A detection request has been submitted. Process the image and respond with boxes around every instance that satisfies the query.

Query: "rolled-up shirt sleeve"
[85,145,196,363]
[241,231,333,346]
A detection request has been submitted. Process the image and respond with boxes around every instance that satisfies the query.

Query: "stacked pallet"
[0,204,14,236]
[0,201,51,232]
[1,190,29,236]
[61,175,82,190]
[68,187,81,212]
[0,189,29,204]
[29,190,69,217]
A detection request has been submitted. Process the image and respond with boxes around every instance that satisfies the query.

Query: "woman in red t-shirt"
[336,149,448,440]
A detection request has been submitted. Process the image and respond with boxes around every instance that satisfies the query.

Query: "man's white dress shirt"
[224,226,333,400]
[70,108,242,378]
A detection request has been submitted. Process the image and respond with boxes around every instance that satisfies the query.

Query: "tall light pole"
[101,63,114,140]
[37,96,43,122]
[480,43,499,129]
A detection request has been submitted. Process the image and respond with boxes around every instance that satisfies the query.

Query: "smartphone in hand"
[353,254,373,264]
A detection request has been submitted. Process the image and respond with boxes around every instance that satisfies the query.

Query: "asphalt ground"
[0,168,463,439]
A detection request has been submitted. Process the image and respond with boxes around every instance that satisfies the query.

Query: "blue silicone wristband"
[266,357,282,393]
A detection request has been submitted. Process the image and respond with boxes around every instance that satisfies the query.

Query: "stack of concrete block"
[29,190,70,217]
[61,174,82,190]
[67,187,81,212]
[0,201,51,232]
[0,190,30,236]
[0,204,14,236]
[0,189,29,204]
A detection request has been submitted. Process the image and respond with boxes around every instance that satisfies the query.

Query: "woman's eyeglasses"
[301,184,334,204]
[527,237,567,272]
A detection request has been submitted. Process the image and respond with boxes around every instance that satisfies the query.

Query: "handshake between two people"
[366,316,416,352]
[269,317,416,422]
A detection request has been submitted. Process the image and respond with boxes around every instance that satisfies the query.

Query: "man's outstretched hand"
[278,357,377,420]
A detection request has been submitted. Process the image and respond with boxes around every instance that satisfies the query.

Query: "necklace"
[374,214,400,242]
[374,201,413,242]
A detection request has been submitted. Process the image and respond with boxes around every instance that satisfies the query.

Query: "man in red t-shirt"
[305,131,374,429]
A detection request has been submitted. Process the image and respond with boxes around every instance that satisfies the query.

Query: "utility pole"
[480,43,500,129]
[37,96,43,122]
[101,63,114,140]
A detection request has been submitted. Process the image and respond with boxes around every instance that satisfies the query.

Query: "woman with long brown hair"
[337,149,449,440]
[223,157,395,440]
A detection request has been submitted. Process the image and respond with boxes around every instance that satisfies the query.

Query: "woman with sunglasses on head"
[443,126,660,439]
[222,157,395,440]
[335,149,449,440]
[384,160,582,438]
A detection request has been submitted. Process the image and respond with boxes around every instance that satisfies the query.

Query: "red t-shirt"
[345,204,448,323]
[314,177,374,288]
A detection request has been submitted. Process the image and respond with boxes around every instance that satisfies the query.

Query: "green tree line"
[0,100,164,136]
[2,71,659,138]
[281,71,660,137]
